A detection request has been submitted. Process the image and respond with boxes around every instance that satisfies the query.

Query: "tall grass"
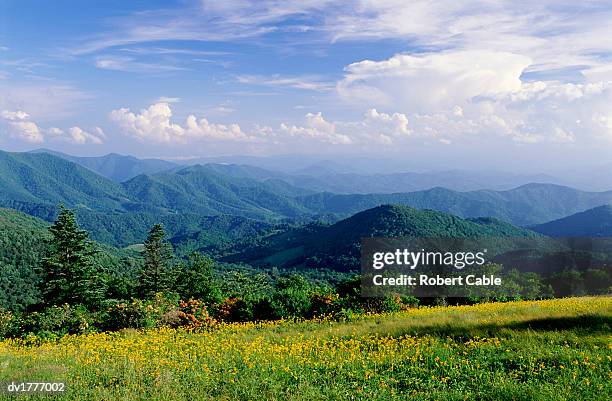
[1,297,610,400]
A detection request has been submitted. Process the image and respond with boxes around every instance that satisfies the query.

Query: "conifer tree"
[138,224,174,297]
[41,206,104,308]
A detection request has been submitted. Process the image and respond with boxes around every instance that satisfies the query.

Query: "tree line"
[1,206,609,339]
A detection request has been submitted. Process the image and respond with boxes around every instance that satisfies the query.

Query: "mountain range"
[2,149,612,248]
[33,148,567,192]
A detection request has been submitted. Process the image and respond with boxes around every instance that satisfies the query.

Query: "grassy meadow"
[0,297,610,400]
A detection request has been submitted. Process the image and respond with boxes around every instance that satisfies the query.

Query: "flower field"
[1,297,611,400]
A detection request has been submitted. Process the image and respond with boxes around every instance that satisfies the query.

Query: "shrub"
[0,308,15,338]
[310,292,340,317]
[162,299,217,330]
[7,304,95,339]
[102,293,177,330]
[270,275,313,318]
[217,297,256,322]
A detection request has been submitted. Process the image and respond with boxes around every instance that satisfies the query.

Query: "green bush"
[7,304,96,339]
[270,275,313,318]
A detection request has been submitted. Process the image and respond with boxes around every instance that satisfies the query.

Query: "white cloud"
[108,102,418,148]
[0,109,104,145]
[338,50,531,111]
[70,1,332,55]
[68,126,106,144]
[333,50,612,146]
[110,102,253,144]
[10,121,43,143]
[276,109,418,147]
[118,47,231,57]
[1,110,44,143]
[280,112,352,145]
[236,74,334,91]
[156,96,181,103]
[0,83,91,119]
[1,110,30,121]
[68,1,612,79]
[46,127,65,137]
[95,56,186,73]
[329,1,612,74]
[204,105,236,117]
[363,109,409,137]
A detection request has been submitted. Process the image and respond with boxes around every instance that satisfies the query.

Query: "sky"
[1,0,612,171]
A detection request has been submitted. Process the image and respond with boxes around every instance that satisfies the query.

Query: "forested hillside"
[2,149,612,253]
[533,205,612,237]
[0,208,141,311]
[121,164,312,219]
[0,150,130,211]
[227,205,541,271]
[0,208,49,310]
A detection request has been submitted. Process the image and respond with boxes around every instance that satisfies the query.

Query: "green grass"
[0,297,610,400]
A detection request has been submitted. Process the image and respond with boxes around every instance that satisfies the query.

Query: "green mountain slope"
[226,205,540,271]
[121,165,311,220]
[0,151,312,224]
[72,210,276,251]
[31,149,178,182]
[532,205,612,237]
[0,150,131,212]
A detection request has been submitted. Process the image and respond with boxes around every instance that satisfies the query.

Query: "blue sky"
[1,1,612,171]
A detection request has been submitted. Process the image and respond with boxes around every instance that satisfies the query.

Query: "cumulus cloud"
[0,110,104,144]
[276,109,418,147]
[338,50,531,111]
[110,102,252,144]
[362,109,409,137]
[108,101,421,149]
[280,112,352,145]
[68,127,106,144]
[335,50,612,145]
[1,110,43,143]
[99,72,612,151]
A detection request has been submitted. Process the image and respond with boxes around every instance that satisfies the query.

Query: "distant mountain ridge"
[193,162,567,193]
[32,149,568,192]
[30,149,178,182]
[532,205,612,237]
[295,184,612,226]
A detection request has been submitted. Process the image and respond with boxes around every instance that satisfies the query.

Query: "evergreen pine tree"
[139,224,174,297]
[41,205,104,308]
